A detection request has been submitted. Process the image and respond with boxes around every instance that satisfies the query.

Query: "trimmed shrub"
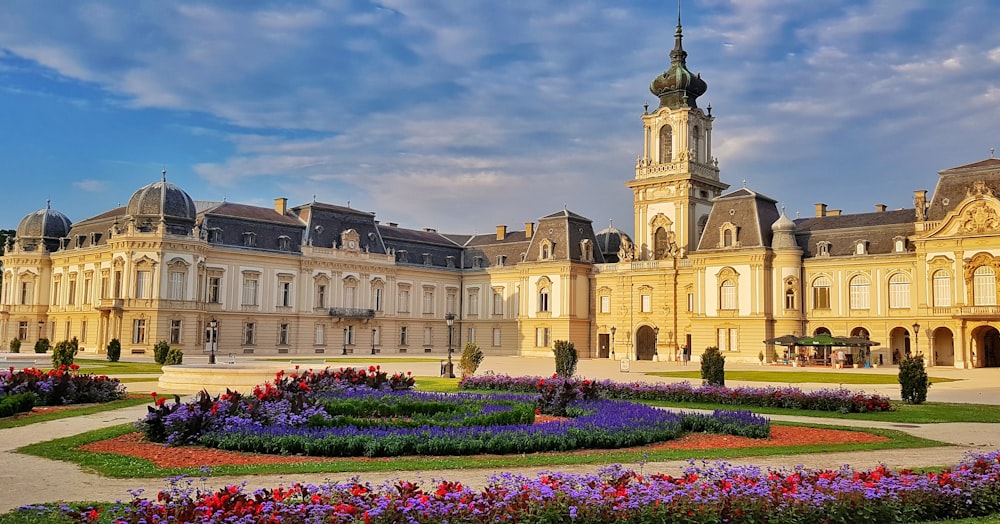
[9,338,20,353]
[552,340,578,377]
[701,346,726,387]
[0,392,35,418]
[899,353,931,404]
[51,340,78,368]
[459,342,484,377]
[33,337,50,354]
[164,347,184,365]
[153,341,171,365]
[106,338,121,362]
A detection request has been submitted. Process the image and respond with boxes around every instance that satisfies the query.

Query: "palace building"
[3,18,999,369]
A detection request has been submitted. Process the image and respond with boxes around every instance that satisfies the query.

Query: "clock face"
[349,240,357,249]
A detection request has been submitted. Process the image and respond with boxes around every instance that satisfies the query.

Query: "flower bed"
[138,368,770,457]
[32,451,1000,523]
[0,365,126,407]
[462,374,893,413]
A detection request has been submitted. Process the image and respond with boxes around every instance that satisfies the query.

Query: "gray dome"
[770,211,798,250]
[16,203,72,240]
[771,212,795,232]
[595,225,632,262]
[126,177,197,223]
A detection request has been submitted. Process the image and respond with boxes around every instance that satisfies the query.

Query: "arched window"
[849,274,870,310]
[932,270,952,307]
[659,125,673,163]
[784,288,796,310]
[888,273,910,309]
[719,280,736,310]
[538,288,550,312]
[692,125,700,162]
[723,229,733,247]
[812,275,831,309]
[973,266,997,306]
[654,228,669,259]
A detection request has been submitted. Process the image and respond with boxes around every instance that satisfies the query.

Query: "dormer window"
[446,255,455,268]
[422,253,432,266]
[718,222,739,248]
[854,240,869,255]
[496,255,506,267]
[472,256,484,269]
[277,235,291,251]
[539,239,554,260]
[580,239,594,262]
[893,236,906,253]
[397,250,408,263]
[75,235,85,248]
[242,232,256,247]
[817,241,831,257]
[209,228,223,243]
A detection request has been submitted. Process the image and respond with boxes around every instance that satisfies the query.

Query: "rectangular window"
[244,322,256,345]
[83,276,92,304]
[535,327,551,347]
[316,284,327,308]
[687,292,694,312]
[373,287,383,311]
[64,321,70,339]
[538,290,550,312]
[100,273,109,299]
[67,279,76,305]
[135,270,151,299]
[169,271,185,300]
[600,295,610,314]
[132,319,146,344]
[716,328,739,352]
[18,321,28,340]
[242,275,259,306]
[813,287,831,309]
[446,292,457,314]
[467,327,475,344]
[345,325,354,345]
[423,290,434,314]
[933,274,952,307]
[20,282,32,305]
[641,294,652,313]
[279,281,292,307]
[278,323,289,345]
[113,270,123,298]
[169,320,182,345]
[467,291,479,315]
[424,327,433,346]
[81,320,88,343]
[399,326,408,345]
[52,281,61,305]
[315,324,325,345]
[493,327,501,347]
[398,288,410,313]
[344,285,356,308]
[208,276,221,303]
[493,291,504,315]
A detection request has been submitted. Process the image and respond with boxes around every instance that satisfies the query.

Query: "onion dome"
[595,222,632,263]
[125,170,197,234]
[649,12,707,110]
[15,201,72,252]
[770,208,798,250]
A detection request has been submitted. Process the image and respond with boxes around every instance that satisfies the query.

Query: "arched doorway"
[888,326,912,365]
[813,327,831,335]
[971,326,1000,368]
[635,325,656,361]
[931,327,955,367]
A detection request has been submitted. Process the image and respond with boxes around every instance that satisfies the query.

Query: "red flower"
[155,397,166,407]
[150,392,158,398]
[69,363,80,371]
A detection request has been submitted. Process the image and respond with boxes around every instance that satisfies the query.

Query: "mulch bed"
[80,425,888,469]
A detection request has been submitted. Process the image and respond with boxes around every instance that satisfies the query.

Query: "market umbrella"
[794,333,843,366]
[839,337,881,365]
[762,334,799,346]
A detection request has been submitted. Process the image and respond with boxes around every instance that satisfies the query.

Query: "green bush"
[33,337,50,354]
[153,340,171,364]
[552,340,578,377]
[106,338,121,362]
[459,342,484,377]
[51,339,78,368]
[899,353,931,404]
[164,347,184,365]
[9,338,20,353]
[700,346,726,387]
[0,392,36,418]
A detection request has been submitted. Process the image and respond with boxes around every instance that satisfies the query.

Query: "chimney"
[387,222,398,228]
[814,203,827,217]
[496,225,507,241]
[274,197,288,215]
[828,209,842,216]
[525,222,534,238]
[875,203,887,213]
[423,227,437,233]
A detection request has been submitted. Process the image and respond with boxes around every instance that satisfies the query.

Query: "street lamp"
[610,326,616,359]
[653,326,659,360]
[371,328,377,355]
[342,327,348,355]
[37,320,43,341]
[912,322,920,357]
[208,318,218,364]
[445,313,455,378]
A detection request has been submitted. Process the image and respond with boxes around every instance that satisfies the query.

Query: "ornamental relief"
[963,252,1000,283]
[958,202,1000,235]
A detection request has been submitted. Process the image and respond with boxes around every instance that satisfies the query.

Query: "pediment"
[925,195,1000,238]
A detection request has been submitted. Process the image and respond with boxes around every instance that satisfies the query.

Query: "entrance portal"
[983,327,1000,368]
[635,326,656,360]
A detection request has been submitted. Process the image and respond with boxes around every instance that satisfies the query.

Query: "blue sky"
[3,1,1000,237]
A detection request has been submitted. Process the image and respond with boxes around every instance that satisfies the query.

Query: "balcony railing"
[96,299,124,311]
[329,307,376,319]
[955,306,1000,318]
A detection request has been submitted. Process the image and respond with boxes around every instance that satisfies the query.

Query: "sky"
[3,0,1000,237]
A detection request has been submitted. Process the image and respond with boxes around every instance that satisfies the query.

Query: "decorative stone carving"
[959,202,1000,235]
[967,180,995,198]
[617,236,635,261]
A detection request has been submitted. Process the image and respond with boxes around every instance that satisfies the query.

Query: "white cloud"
[73,179,108,192]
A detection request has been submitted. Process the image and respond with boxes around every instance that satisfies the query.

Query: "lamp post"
[445,313,455,378]
[610,326,616,360]
[371,328,377,355]
[653,326,659,361]
[912,322,920,358]
[37,320,43,341]
[208,318,218,364]
[342,327,348,355]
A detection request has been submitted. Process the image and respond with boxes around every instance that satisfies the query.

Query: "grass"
[16,421,939,479]
[638,399,1000,424]
[646,370,960,385]
[0,395,152,429]
[262,357,443,364]
[71,359,164,375]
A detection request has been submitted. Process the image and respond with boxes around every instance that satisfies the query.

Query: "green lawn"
[72,359,164,375]
[261,356,443,364]
[646,369,960,385]
[640,399,1000,424]
[0,395,152,430]
[17,421,938,479]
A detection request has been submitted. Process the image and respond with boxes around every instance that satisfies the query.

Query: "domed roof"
[595,223,632,260]
[770,209,798,250]
[126,172,196,223]
[649,16,707,110]
[771,211,795,232]
[16,201,72,240]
